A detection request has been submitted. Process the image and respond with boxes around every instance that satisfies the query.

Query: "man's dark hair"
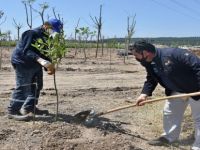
[129,40,155,53]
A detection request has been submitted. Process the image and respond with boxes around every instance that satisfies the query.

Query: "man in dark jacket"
[8,18,63,120]
[129,40,200,150]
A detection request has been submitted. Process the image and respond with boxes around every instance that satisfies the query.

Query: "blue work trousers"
[8,64,43,113]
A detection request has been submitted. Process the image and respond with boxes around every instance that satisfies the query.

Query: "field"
[0,47,196,150]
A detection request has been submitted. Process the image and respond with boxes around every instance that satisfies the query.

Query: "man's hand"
[136,94,148,106]
[37,58,55,75]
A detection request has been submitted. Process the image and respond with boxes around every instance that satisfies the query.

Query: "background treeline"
[0,37,200,48]
[106,37,200,47]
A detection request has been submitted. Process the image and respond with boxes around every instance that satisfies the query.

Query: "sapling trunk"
[32,32,68,122]
[83,40,87,62]
[109,48,112,70]
[33,78,38,124]
[53,73,59,120]
[0,48,2,70]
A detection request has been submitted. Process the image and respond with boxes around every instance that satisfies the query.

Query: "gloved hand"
[37,58,55,75]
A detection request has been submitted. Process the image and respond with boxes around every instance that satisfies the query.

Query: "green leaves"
[75,27,96,40]
[32,32,68,65]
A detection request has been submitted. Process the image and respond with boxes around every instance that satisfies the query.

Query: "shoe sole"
[7,114,33,121]
[20,109,49,116]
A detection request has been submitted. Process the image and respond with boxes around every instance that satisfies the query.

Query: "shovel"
[74,91,200,126]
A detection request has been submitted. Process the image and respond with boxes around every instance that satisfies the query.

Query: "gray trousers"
[162,92,200,150]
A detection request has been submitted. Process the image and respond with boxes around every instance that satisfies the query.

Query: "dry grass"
[132,100,194,149]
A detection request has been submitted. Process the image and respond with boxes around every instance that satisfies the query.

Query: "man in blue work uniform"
[129,40,200,150]
[8,18,63,120]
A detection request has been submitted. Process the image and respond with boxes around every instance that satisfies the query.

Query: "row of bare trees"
[0,0,63,70]
[0,1,137,61]
[13,0,62,41]
[0,10,6,70]
[72,5,104,59]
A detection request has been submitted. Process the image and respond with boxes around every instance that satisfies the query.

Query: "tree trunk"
[54,73,59,121]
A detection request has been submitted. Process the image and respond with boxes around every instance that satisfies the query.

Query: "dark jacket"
[141,48,200,100]
[11,26,50,68]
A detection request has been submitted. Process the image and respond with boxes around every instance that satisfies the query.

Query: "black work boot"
[34,107,49,115]
[148,136,170,146]
[7,110,32,121]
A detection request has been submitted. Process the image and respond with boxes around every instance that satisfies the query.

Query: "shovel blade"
[74,110,92,121]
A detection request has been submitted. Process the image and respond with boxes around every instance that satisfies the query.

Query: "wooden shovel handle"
[141,91,200,104]
[96,91,200,117]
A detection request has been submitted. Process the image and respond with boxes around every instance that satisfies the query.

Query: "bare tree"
[0,10,6,26]
[52,7,58,19]
[52,7,62,20]
[90,4,103,58]
[13,18,23,41]
[6,30,12,41]
[124,14,136,63]
[22,0,36,29]
[74,18,80,56]
[127,14,136,46]
[32,2,49,24]
[0,10,6,70]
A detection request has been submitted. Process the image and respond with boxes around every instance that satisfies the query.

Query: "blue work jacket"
[11,26,50,68]
[141,48,200,99]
